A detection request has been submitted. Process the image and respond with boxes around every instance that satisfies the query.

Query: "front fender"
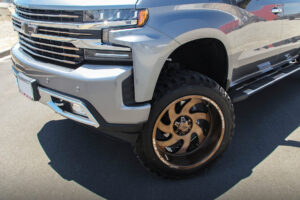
[111,3,239,102]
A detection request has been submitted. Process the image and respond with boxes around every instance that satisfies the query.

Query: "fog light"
[71,103,88,117]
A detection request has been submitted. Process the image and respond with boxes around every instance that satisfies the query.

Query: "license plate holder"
[17,73,39,101]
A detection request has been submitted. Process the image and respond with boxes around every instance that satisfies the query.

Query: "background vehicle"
[11,0,300,178]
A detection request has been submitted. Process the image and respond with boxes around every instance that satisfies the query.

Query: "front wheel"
[136,70,235,178]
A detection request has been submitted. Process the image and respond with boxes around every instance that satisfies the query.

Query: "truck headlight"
[83,9,149,27]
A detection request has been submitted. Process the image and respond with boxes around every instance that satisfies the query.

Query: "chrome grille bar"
[16,6,83,23]
[19,40,80,58]
[12,16,100,40]
[12,13,136,30]
[12,19,21,25]
[38,28,93,36]
[13,22,21,28]
[19,34,80,51]
[17,32,84,66]
[12,19,21,28]
[20,45,77,65]
[16,10,80,19]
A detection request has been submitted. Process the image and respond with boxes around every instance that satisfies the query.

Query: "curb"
[0,48,10,58]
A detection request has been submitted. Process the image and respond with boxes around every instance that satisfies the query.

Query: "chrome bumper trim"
[39,87,100,128]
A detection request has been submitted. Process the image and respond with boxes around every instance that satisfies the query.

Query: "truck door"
[278,0,300,63]
[231,0,284,84]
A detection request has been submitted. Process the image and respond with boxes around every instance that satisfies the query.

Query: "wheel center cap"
[174,116,193,136]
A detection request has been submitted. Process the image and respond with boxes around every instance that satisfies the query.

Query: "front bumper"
[11,44,151,129]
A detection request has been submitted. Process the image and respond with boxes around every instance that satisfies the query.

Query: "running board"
[229,63,300,103]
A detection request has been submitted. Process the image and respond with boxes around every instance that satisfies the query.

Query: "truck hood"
[14,0,138,10]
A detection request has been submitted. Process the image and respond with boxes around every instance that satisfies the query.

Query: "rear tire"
[136,69,235,178]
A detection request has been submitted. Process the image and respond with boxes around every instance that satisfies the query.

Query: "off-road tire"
[136,69,235,178]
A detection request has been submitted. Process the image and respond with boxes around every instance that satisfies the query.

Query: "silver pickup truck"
[11,0,300,178]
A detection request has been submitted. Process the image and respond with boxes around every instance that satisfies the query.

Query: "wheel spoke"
[176,135,192,154]
[181,98,202,115]
[190,112,210,123]
[157,121,172,133]
[157,134,180,147]
[191,125,206,143]
[168,103,178,121]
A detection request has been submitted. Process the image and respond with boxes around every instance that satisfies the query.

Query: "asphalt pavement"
[0,56,300,200]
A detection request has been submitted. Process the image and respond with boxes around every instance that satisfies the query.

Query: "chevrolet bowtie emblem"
[21,22,38,36]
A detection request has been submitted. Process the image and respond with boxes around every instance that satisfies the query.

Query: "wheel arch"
[158,28,232,90]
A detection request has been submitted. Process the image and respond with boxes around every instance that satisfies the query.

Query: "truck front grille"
[37,27,100,39]
[12,19,101,39]
[16,6,83,23]
[19,33,84,67]
[13,7,128,68]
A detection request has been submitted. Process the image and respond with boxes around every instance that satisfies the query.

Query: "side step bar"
[229,63,300,103]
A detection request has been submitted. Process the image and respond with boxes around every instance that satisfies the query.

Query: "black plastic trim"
[122,75,136,106]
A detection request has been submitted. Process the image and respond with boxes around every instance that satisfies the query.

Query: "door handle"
[272,7,282,15]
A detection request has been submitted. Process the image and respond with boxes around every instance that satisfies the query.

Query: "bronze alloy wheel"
[136,70,235,178]
[152,95,225,169]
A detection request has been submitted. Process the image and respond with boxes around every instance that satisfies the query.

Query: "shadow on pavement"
[37,73,300,200]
